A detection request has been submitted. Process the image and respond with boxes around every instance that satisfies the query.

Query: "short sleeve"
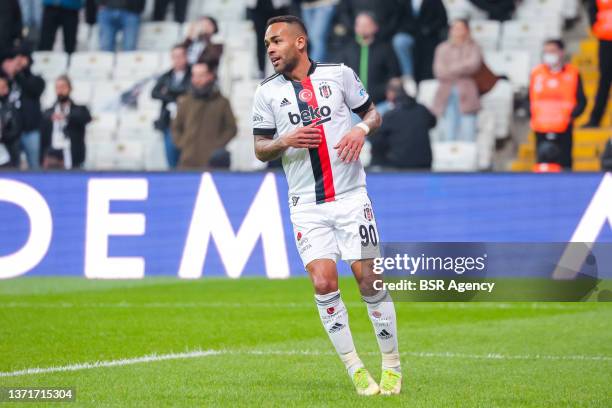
[341,64,372,114]
[251,85,276,138]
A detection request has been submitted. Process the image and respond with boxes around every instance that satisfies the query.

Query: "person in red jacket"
[584,0,612,127]
[529,39,586,169]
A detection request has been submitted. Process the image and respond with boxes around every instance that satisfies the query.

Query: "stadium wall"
[1,172,611,279]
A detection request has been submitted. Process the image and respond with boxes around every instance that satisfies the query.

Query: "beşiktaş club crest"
[363,203,373,221]
[319,82,332,99]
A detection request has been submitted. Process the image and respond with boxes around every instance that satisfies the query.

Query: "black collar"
[282,59,317,82]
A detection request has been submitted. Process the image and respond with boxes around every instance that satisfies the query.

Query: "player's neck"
[284,57,314,82]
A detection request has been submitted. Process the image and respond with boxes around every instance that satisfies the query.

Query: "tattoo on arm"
[254,136,287,162]
[357,103,382,134]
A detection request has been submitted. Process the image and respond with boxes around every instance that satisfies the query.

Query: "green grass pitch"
[0,277,610,407]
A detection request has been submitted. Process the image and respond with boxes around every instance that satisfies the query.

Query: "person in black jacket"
[601,138,612,171]
[40,75,92,169]
[333,12,401,105]
[152,45,191,168]
[393,0,447,83]
[468,0,516,21]
[1,45,46,169]
[96,0,146,51]
[370,78,436,169]
[153,0,189,23]
[0,75,23,168]
[0,0,23,51]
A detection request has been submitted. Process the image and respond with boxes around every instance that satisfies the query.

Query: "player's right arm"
[254,124,322,162]
[252,84,321,162]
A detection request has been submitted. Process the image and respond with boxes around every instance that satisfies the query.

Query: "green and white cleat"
[352,367,380,396]
[379,368,402,395]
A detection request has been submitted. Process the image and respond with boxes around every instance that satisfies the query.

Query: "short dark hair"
[544,38,565,50]
[193,59,218,75]
[199,15,219,34]
[56,74,72,89]
[266,15,308,36]
[172,43,187,52]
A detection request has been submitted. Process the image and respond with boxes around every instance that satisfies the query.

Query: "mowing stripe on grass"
[1,349,610,378]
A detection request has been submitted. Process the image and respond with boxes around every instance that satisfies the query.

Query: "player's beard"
[276,53,298,75]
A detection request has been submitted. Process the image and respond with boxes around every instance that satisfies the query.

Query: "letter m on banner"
[179,173,290,279]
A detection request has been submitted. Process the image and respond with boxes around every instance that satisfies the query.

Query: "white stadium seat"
[484,50,530,92]
[114,51,162,80]
[31,52,69,80]
[480,79,514,139]
[90,80,133,112]
[70,81,94,106]
[470,20,501,51]
[432,141,479,172]
[117,110,158,141]
[86,112,118,142]
[416,79,439,111]
[443,0,487,21]
[86,140,146,170]
[69,51,115,81]
[137,22,181,51]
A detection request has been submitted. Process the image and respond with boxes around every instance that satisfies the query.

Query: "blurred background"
[0,0,609,173]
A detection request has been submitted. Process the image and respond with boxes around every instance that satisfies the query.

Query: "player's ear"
[296,35,306,51]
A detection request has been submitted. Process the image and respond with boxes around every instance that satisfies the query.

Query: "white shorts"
[290,190,381,267]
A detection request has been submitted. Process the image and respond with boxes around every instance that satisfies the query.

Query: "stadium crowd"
[0,0,610,171]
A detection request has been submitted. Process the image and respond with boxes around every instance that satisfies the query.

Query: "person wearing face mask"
[529,39,586,170]
[171,61,237,169]
[0,75,23,168]
[40,75,92,169]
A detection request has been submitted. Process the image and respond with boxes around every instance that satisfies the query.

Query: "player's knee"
[311,275,338,294]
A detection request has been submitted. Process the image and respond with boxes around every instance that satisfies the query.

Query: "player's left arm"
[335,65,383,162]
[334,103,381,163]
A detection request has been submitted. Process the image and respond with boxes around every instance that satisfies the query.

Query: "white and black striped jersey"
[252,61,372,207]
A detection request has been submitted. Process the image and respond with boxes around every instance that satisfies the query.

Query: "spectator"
[0,75,23,168]
[1,46,45,169]
[335,0,400,42]
[96,0,145,52]
[19,0,42,42]
[40,75,92,169]
[300,0,339,62]
[583,0,612,128]
[152,45,191,169]
[601,137,612,171]
[172,61,237,169]
[153,0,189,23]
[0,0,23,51]
[467,0,516,22]
[432,19,482,141]
[370,78,435,169]
[393,0,447,83]
[39,0,85,54]
[334,12,400,105]
[182,16,223,66]
[529,39,586,170]
[247,0,291,78]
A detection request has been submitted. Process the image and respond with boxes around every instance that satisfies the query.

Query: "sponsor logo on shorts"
[326,307,335,315]
[292,196,300,206]
[328,322,344,333]
[372,311,382,318]
[297,231,302,241]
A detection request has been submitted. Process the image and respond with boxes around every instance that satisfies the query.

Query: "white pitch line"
[0,349,610,378]
[0,301,591,310]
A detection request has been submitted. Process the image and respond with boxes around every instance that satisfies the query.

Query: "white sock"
[315,290,364,376]
[363,290,401,372]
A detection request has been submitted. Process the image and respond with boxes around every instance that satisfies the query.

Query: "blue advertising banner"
[0,172,611,279]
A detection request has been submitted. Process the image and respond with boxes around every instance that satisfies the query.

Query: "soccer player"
[252,15,401,396]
